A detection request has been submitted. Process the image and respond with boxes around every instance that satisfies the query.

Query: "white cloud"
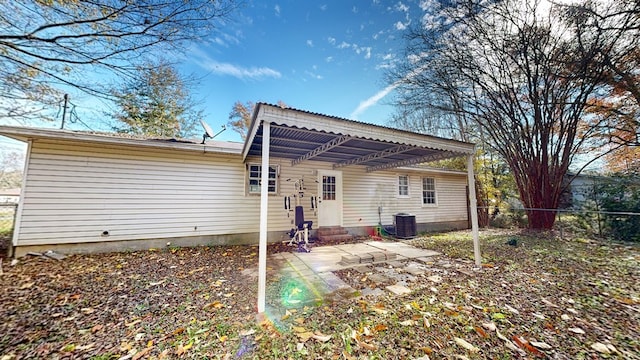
[327,37,336,45]
[395,21,407,30]
[274,4,281,16]
[338,41,351,49]
[305,70,323,80]
[396,2,409,12]
[190,49,282,80]
[325,56,333,62]
[306,39,314,47]
[352,6,358,13]
[209,32,240,47]
[208,62,281,80]
[320,4,327,11]
[350,83,399,119]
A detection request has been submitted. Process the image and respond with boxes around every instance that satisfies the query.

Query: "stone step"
[318,233,354,242]
[339,250,396,265]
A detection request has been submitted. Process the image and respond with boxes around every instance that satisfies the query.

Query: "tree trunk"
[526,208,556,229]
[517,166,560,230]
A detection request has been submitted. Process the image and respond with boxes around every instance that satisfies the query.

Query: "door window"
[322,175,336,200]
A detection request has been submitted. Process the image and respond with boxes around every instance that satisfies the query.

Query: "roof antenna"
[200,120,226,144]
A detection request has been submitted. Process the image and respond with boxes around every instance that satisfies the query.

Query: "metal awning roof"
[242,103,475,172]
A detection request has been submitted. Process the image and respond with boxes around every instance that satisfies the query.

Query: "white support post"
[257,121,270,314]
[467,154,481,267]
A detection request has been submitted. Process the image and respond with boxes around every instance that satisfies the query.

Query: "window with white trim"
[248,164,278,194]
[398,175,409,197]
[422,177,437,205]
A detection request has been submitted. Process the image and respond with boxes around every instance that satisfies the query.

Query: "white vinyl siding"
[16,140,326,246]
[15,139,468,247]
[341,167,467,227]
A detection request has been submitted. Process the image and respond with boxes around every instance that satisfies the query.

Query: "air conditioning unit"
[395,213,417,239]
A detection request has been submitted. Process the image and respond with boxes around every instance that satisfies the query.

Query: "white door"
[317,170,343,226]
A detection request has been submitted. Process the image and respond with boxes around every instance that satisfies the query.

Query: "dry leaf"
[532,312,545,320]
[292,326,306,333]
[204,301,224,310]
[423,317,431,328]
[374,324,388,332]
[132,347,151,360]
[590,342,611,354]
[312,332,332,342]
[297,331,314,342]
[239,329,256,336]
[482,322,496,331]
[474,326,488,338]
[454,337,479,352]
[504,304,520,314]
[356,339,378,351]
[568,327,585,334]
[400,319,416,326]
[530,341,552,350]
[372,304,388,315]
[512,336,544,356]
[176,341,193,356]
[91,324,103,333]
[504,340,527,356]
[126,319,142,327]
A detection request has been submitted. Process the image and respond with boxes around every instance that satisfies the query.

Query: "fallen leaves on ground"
[0,230,638,359]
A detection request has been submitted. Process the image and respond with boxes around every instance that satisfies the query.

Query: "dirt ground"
[0,230,638,359]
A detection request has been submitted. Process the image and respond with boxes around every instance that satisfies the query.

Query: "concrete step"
[317,226,349,236]
[318,233,354,242]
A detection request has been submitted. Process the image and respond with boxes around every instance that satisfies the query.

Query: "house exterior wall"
[13,139,469,255]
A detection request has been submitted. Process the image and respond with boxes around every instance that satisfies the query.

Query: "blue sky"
[178,0,418,142]
[1,0,422,150]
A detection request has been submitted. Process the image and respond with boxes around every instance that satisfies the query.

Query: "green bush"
[595,174,640,242]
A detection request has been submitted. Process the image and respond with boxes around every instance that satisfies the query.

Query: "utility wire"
[57,94,94,132]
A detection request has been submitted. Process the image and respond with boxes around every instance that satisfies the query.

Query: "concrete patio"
[262,241,442,308]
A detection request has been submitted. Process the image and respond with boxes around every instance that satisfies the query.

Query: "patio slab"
[264,241,441,309]
[364,241,440,259]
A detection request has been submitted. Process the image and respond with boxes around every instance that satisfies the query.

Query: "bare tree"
[561,1,640,172]
[228,100,288,140]
[0,150,24,189]
[0,0,237,123]
[391,0,621,229]
[228,101,255,140]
